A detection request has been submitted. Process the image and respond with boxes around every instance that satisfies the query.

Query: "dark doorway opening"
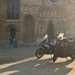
[47,21,55,41]
[8,24,17,48]
[23,14,35,42]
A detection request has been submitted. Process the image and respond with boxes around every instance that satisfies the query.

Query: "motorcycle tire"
[35,48,44,59]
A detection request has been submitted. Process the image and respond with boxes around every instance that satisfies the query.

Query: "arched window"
[7,0,20,19]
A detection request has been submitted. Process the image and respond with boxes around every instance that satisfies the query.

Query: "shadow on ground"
[0,47,36,64]
[0,57,73,75]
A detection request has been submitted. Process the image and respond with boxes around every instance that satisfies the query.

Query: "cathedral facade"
[0,0,74,47]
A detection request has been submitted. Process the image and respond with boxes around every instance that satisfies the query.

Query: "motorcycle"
[35,40,55,59]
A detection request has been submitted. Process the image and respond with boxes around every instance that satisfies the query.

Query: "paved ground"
[0,47,36,64]
[0,55,75,75]
[0,47,75,75]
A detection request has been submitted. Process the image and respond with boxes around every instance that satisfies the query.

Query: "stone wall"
[0,0,75,47]
[20,0,48,43]
[64,0,75,37]
[0,0,8,45]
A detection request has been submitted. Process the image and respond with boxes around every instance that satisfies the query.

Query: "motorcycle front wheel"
[35,48,44,59]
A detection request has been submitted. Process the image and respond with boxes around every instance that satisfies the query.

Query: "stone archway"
[23,14,35,42]
[47,20,55,41]
[7,23,17,48]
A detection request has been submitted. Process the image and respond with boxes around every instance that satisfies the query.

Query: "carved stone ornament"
[50,0,57,3]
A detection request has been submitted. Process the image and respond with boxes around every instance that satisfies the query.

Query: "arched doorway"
[23,14,35,42]
[7,23,17,48]
[47,21,55,41]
